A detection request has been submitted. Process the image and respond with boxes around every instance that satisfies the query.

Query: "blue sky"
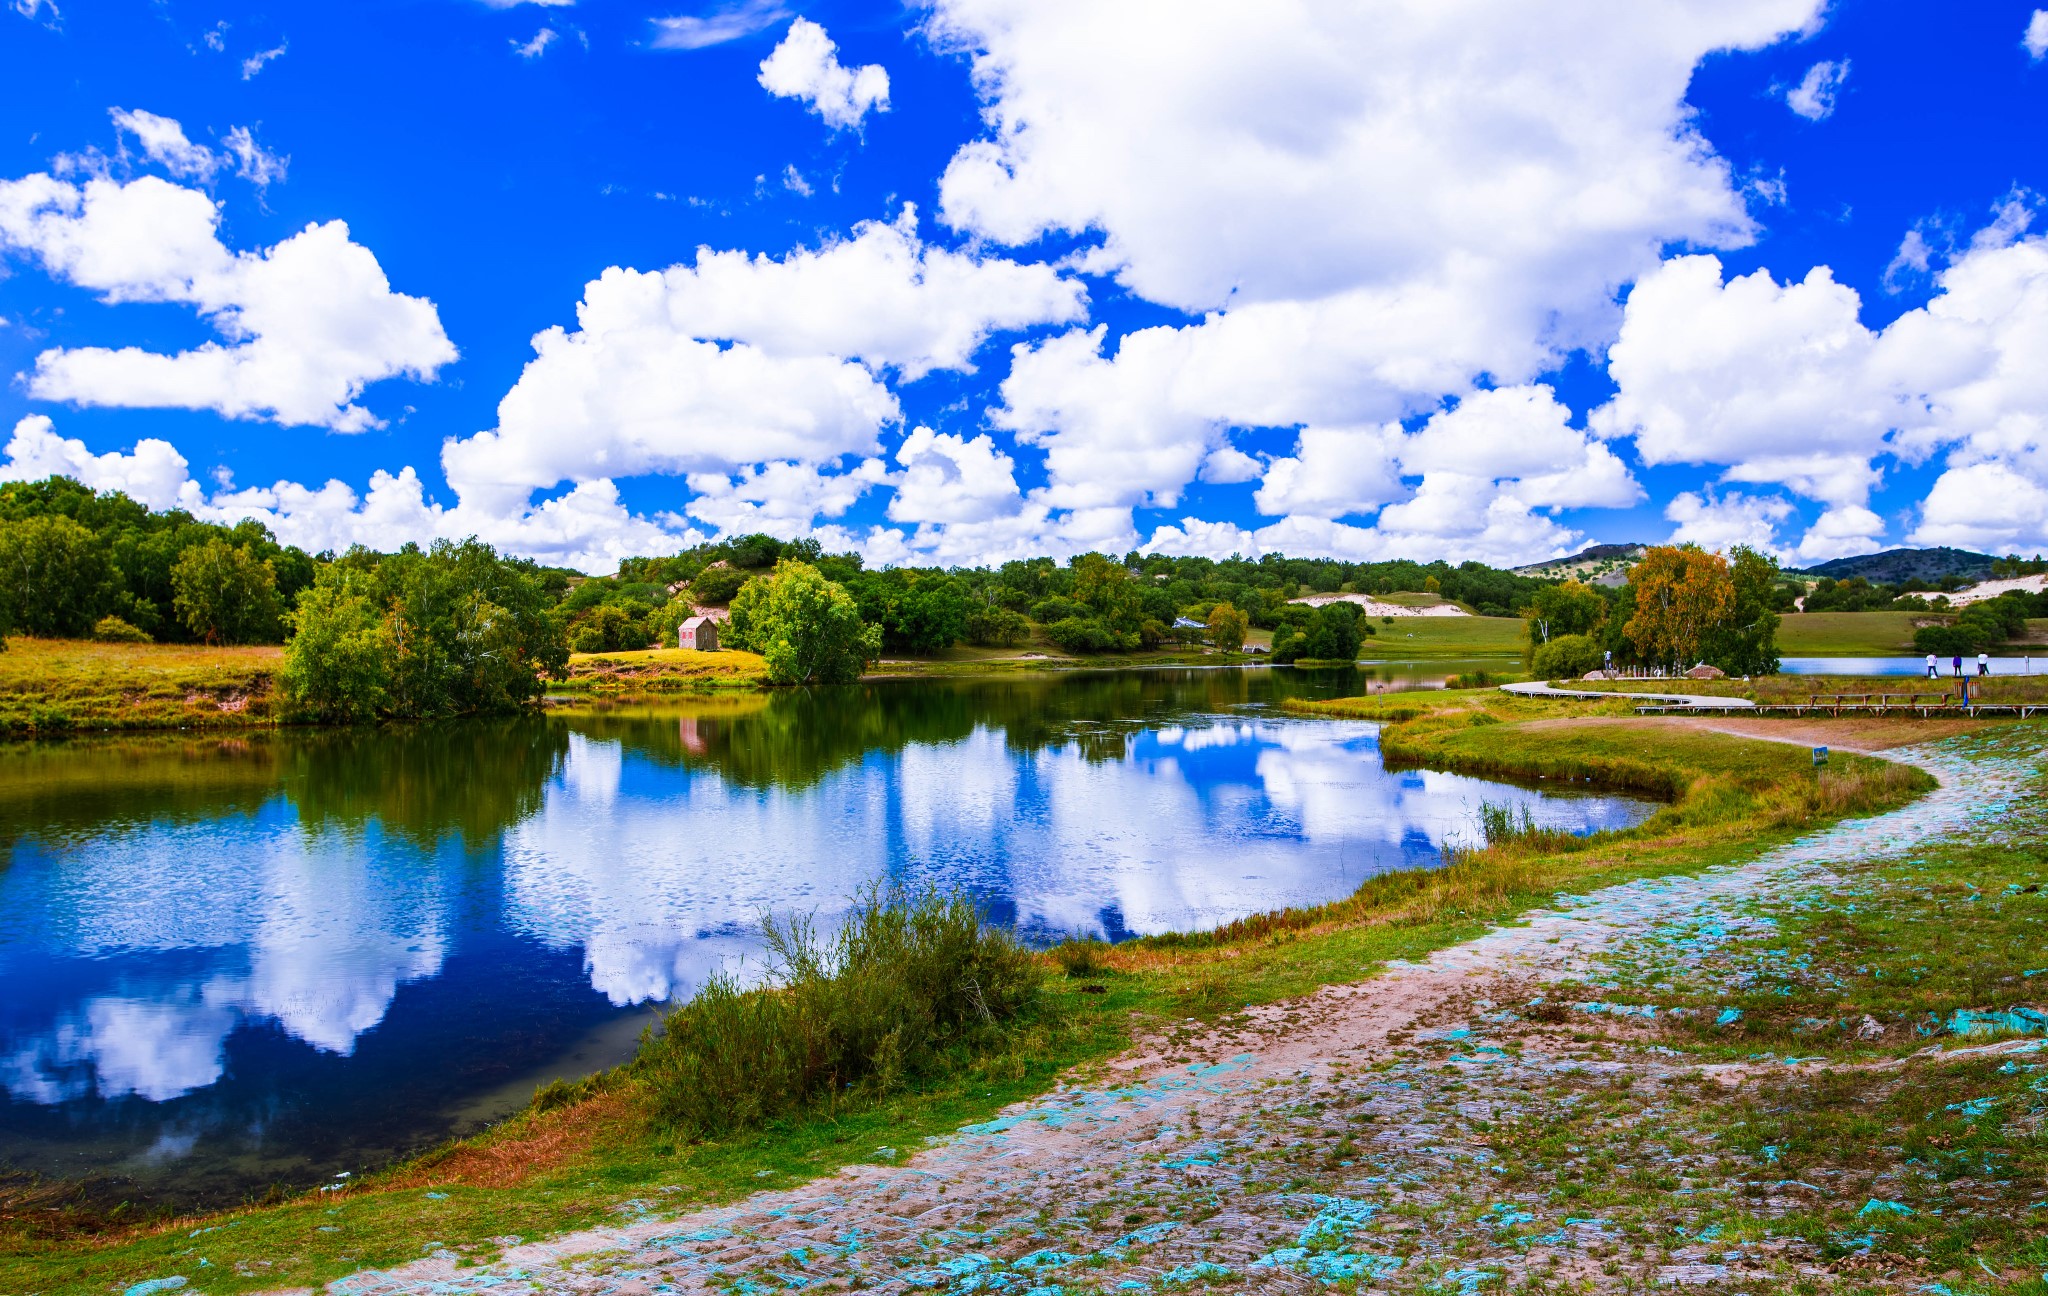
[2,0,2045,572]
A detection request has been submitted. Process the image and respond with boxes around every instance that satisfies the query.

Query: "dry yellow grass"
[0,637,283,735]
[555,646,771,694]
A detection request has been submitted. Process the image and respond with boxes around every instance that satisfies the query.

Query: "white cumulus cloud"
[887,426,1024,525]
[934,0,1820,552]
[2026,10,2048,60]
[1595,203,2048,557]
[0,415,200,510]
[1664,490,1795,558]
[0,173,456,431]
[758,18,890,130]
[441,209,1082,523]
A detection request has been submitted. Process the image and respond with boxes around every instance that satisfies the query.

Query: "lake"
[0,668,1656,1207]
[1779,656,2045,675]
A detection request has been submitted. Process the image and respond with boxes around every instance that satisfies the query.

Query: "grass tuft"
[634,889,1043,1137]
[1051,936,1111,978]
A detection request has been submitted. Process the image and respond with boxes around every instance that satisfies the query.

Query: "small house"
[679,615,720,652]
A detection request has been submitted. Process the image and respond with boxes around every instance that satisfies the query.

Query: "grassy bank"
[1356,613,1524,658]
[549,646,771,694]
[1778,610,2048,655]
[0,638,283,737]
[0,693,1948,1296]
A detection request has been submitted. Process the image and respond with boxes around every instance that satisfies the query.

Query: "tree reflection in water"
[0,666,1647,1208]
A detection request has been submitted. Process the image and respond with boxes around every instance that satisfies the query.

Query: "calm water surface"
[0,668,1654,1205]
[1779,656,2044,675]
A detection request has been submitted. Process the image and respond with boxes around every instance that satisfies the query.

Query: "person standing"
[1978,651,1991,677]
[1953,654,1964,678]
[1926,652,1938,679]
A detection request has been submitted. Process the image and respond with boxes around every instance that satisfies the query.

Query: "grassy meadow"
[1354,613,1525,658]
[550,646,771,694]
[4,685,1964,1296]
[0,638,284,737]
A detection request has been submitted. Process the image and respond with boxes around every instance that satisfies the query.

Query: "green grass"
[1776,610,1924,655]
[1500,726,2048,1286]
[1355,614,1525,659]
[0,638,283,736]
[0,707,1940,1295]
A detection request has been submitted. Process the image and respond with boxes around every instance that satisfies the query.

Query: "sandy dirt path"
[319,741,2026,1296]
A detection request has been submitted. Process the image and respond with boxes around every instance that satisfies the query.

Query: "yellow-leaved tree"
[1623,545,1733,672]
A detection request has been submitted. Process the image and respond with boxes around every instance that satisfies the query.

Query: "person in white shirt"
[1926,652,1938,679]
[1978,651,1991,677]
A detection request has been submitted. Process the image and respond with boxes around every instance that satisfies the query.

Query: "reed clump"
[635,889,1042,1137]
[1051,935,1110,977]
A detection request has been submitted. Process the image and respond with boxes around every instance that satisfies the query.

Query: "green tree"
[570,602,650,653]
[965,604,1031,647]
[848,569,969,655]
[1624,545,1733,672]
[0,514,119,637]
[727,560,881,685]
[1206,602,1250,653]
[282,575,392,723]
[688,564,751,605]
[1070,552,1143,633]
[1699,545,1782,676]
[1522,578,1606,654]
[281,539,568,721]
[171,538,284,644]
[1532,633,1603,679]
[1298,601,1361,661]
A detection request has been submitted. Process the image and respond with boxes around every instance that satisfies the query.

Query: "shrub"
[965,604,1031,648]
[1913,623,1987,656]
[1046,615,1130,653]
[637,890,1041,1136]
[1532,633,1603,679]
[90,615,153,643]
[1052,936,1109,978]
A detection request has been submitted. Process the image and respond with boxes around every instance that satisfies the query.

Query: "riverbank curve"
[1501,680,1755,709]
[318,739,2027,1296]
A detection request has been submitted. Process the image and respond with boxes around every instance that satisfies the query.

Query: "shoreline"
[1,689,1979,1294]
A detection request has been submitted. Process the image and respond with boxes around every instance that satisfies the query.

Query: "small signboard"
[1813,746,1829,767]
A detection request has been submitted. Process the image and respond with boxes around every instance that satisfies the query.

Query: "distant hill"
[1513,542,1646,587]
[1796,547,1998,585]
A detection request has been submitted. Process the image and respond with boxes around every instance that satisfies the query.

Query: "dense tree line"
[282,540,569,722]
[562,536,1563,662]
[21,472,2044,708]
[0,477,315,644]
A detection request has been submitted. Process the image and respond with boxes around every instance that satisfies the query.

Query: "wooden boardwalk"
[1630,692,2045,719]
[1502,681,2044,720]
